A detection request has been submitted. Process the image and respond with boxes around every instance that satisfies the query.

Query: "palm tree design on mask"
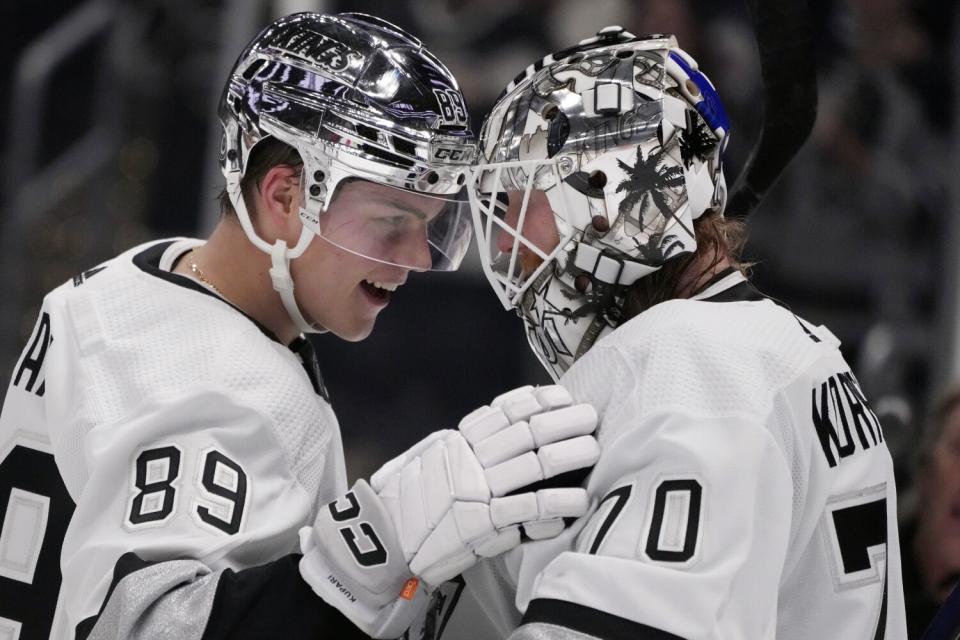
[677,118,717,168]
[616,144,684,222]
[631,231,685,263]
[616,144,689,263]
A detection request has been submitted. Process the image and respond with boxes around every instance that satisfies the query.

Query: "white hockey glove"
[299,385,599,639]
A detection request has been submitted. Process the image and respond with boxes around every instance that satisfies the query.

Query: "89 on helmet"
[469,28,730,380]
[219,12,476,331]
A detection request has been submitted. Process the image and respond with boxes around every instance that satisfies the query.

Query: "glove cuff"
[298,479,431,638]
[299,548,428,638]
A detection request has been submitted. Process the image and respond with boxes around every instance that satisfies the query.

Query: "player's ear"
[257,164,302,238]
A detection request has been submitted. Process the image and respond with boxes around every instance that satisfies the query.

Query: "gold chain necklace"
[188,260,224,297]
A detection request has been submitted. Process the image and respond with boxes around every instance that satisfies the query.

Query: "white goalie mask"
[468,29,731,381]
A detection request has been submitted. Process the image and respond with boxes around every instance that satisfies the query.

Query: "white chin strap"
[228,181,322,335]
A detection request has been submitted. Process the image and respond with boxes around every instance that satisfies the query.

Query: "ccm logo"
[433,147,469,162]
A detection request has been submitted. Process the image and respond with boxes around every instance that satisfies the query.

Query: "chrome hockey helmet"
[469,28,730,380]
[220,12,475,332]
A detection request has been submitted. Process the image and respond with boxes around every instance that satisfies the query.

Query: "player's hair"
[902,385,960,519]
[217,137,303,217]
[916,386,960,469]
[622,213,751,320]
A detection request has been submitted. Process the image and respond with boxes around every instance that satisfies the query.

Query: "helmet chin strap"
[269,231,317,334]
[227,180,324,336]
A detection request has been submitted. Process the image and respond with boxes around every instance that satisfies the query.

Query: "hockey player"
[0,13,602,640]
[465,27,909,639]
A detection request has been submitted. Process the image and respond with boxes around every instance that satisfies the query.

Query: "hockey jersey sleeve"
[57,386,367,640]
[0,296,79,639]
[509,343,794,640]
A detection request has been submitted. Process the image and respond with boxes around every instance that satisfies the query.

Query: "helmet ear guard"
[469,30,732,380]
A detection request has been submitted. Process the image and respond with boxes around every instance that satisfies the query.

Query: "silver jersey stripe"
[510,622,605,640]
[87,559,219,640]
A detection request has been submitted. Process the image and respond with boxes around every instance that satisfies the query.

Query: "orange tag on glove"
[400,578,420,600]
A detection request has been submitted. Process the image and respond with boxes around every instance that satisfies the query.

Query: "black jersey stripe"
[76,553,156,639]
[521,598,688,640]
[132,241,279,343]
[201,554,365,639]
[76,553,367,640]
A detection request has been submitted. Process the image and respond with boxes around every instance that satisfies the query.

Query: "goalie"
[464,26,908,639]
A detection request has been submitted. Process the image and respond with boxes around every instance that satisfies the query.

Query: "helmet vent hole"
[616,50,633,59]
[456,173,465,185]
[574,274,593,293]
[356,123,380,142]
[241,59,266,80]
[426,171,439,185]
[313,170,326,182]
[309,185,323,197]
[591,215,610,232]
[587,170,607,189]
[393,137,418,157]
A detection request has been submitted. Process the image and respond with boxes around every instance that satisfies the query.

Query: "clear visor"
[319,178,472,272]
[468,159,577,309]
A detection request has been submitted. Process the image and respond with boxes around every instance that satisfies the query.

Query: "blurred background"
[1,0,958,635]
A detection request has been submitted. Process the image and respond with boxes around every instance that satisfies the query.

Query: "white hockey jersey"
[458,271,908,640]
[0,239,353,640]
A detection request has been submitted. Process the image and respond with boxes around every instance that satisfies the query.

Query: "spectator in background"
[904,387,960,637]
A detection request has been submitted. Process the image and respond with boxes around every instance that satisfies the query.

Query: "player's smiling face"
[291,180,440,341]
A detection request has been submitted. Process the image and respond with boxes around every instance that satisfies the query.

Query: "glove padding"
[299,384,599,638]
[456,384,601,539]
